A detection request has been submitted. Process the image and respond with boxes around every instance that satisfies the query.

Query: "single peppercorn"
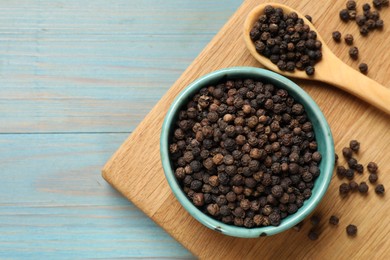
[346,224,357,236]
[342,147,353,158]
[349,140,360,152]
[367,162,378,173]
[340,9,350,21]
[355,164,364,174]
[359,63,368,74]
[373,0,383,9]
[308,229,319,240]
[349,181,359,191]
[345,169,354,180]
[305,15,313,23]
[193,193,205,206]
[360,25,369,35]
[349,47,359,60]
[358,182,369,194]
[375,184,385,195]
[347,0,357,10]
[337,166,347,178]
[305,66,315,76]
[312,151,322,162]
[269,212,281,226]
[344,34,354,45]
[369,173,378,183]
[339,183,350,196]
[329,215,339,225]
[348,158,358,169]
[207,204,220,216]
[363,3,371,11]
[332,31,342,42]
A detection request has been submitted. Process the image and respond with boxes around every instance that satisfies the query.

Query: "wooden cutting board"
[102,0,390,258]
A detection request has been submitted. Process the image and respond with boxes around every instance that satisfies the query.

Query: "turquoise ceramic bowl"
[160,67,334,238]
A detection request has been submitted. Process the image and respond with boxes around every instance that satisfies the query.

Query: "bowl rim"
[160,66,334,238]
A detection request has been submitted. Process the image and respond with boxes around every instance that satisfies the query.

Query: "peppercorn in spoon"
[244,3,390,115]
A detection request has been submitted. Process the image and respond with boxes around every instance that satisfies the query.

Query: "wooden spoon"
[244,3,390,115]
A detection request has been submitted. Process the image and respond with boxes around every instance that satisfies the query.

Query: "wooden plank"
[0,133,192,258]
[0,0,240,133]
[103,0,390,258]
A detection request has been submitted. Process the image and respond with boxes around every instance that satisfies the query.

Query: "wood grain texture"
[0,0,240,133]
[0,134,192,258]
[103,0,390,259]
[0,0,242,258]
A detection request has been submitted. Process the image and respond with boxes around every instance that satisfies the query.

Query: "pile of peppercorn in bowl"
[160,67,334,238]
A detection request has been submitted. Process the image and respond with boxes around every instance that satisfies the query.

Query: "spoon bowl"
[244,3,390,115]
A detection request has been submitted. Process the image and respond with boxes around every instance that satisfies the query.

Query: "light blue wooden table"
[0,1,241,258]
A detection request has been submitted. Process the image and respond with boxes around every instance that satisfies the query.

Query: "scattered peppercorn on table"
[103,0,390,258]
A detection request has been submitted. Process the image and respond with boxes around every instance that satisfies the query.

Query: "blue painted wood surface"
[0,0,240,258]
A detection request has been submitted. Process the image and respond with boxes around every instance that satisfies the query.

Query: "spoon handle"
[321,60,390,115]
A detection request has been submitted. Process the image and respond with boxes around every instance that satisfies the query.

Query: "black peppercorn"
[337,166,347,179]
[345,169,354,180]
[355,164,364,174]
[332,31,342,42]
[373,0,383,9]
[367,162,378,173]
[305,66,315,76]
[349,181,359,191]
[312,151,322,162]
[347,0,357,10]
[344,34,354,45]
[375,19,384,29]
[349,140,360,152]
[363,3,371,11]
[269,212,281,226]
[308,229,319,240]
[359,63,368,74]
[305,15,312,23]
[207,204,220,216]
[360,25,369,35]
[356,15,366,26]
[358,182,369,194]
[349,47,359,60]
[369,173,378,183]
[329,215,339,225]
[339,183,350,196]
[375,184,385,195]
[175,167,186,180]
[346,224,357,236]
[342,147,353,158]
[271,185,284,198]
[348,158,358,169]
[366,19,376,30]
[193,193,204,206]
[339,9,350,21]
